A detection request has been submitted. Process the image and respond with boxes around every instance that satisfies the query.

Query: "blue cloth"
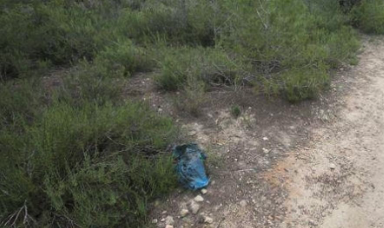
[173,144,210,190]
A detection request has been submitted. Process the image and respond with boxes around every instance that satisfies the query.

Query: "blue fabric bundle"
[173,144,210,190]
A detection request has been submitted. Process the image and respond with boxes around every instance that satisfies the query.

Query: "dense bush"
[352,0,384,34]
[0,0,364,101]
[217,0,359,101]
[0,78,178,227]
[155,46,249,91]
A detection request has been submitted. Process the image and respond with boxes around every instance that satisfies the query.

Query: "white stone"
[194,195,204,202]
[165,216,174,225]
[151,219,158,224]
[204,216,214,224]
[239,200,247,207]
[262,148,270,154]
[330,163,336,170]
[263,137,269,141]
[180,209,189,217]
[190,201,200,214]
[201,189,208,194]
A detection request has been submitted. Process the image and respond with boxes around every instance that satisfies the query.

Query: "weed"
[231,105,242,119]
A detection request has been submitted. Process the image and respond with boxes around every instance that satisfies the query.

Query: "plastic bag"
[173,143,210,190]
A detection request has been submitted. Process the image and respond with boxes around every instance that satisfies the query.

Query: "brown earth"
[128,36,384,228]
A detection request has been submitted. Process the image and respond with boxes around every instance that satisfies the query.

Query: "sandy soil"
[282,37,384,228]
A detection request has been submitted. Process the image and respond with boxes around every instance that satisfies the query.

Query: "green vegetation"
[352,0,384,34]
[231,105,242,119]
[1,0,384,227]
[0,79,178,227]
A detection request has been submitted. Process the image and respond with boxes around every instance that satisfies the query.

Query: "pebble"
[190,201,201,214]
[240,200,247,207]
[151,219,158,224]
[201,189,208,194]
[263,137,269,141]
[204,216,214,224]
[165,225,174,228]
[180,209,189,217]
[330,163,336,170]
[194,195,204,202]
[165,216,174,225]
[262,148,270,154]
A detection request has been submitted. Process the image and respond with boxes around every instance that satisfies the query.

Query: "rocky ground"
[126,36,384,228]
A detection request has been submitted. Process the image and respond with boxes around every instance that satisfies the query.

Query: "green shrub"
[281,65,330,102]
[95,39,154,76]
[230,105,241,119]
[173,76,206,117]
[58,63,126,106]
[0,85,178,227]
[155,46,249,91]
[0,79,44,128]
[117,0,217,46]
[219,0,359,101]
[352,0,384,34]
[0,0,126,79]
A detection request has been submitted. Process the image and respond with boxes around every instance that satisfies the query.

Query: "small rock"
[180,209,189,217]
[161,218,165,222]
[190,201,200,214]
[330,163,336,170]
[165,225,174,228]
[239,200,247,207]
[165,216,174,225]
[204,216,214,224]
[263,137,269,141]
[309,219,317,226]
[188,131,197,136]
[194,195,204,202]
[262,148,270,154]
[151,219,158,224]
[201,189,208,194]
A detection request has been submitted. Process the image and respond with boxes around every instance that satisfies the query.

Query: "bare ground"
[282,37,384,228]
[130,37,384,228]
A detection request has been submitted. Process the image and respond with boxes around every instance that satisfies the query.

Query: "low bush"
[173,76,207,117]
[0,79,178,227]
[219,0,359,101]
[230,105,242,119]
[155,46,249,91]
[94,40,154,77]
[352,0,384,34]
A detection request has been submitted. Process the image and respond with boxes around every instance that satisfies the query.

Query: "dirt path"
[282,37,384,228]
